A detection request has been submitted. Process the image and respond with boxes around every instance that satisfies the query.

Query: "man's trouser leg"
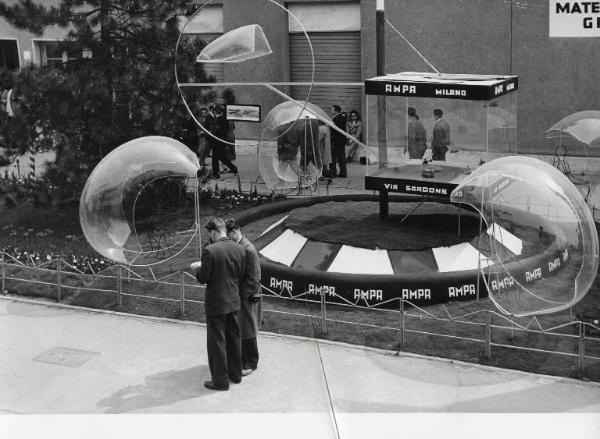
[206,314,229,388]
[242,337,259,370]
[225,312,242,382]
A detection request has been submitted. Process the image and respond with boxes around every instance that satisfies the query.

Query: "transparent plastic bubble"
[175,0,315,148]
[258,101,329,192]
[451,156,599,316]
[80,136,200,266]
[546,110,600,148]
[197,24,272,63]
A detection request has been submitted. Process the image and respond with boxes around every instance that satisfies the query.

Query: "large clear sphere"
[80,136,200,266]
[258,101,330,192]
[451,156,599,316]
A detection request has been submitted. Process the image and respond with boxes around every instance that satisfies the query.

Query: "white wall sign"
[549,1,600,37]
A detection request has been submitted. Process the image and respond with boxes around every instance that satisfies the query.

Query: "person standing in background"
[345,109,362,163]
[431,108,450,161]
[406,107,427,159]
[225,218,262,376]
[330,104,347,178]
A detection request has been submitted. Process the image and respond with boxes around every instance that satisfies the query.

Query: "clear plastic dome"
[80,136,200,266]
[450,156,599,316]
[258,101,329,192]
[197,24,272,63]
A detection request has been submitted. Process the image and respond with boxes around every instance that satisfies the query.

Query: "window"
[34,41,79,66]
[0,39,19,71]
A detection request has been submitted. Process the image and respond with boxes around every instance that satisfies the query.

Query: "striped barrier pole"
[29,144,36,181]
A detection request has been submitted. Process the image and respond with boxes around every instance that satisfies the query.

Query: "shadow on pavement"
[98,365,211,413]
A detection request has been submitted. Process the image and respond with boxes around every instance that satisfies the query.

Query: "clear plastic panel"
[175,0,315,148]
[80,136,200,266]
[365,92,517,178]
[450,156,599,316]
[197,24,272,63]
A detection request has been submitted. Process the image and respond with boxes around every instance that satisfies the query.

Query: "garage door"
[289,32,361,117]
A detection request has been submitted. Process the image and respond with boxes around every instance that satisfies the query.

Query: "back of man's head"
[332,104,341,113]
[205,218,226,234]
[225,218,241,233]
[433,109,443,118]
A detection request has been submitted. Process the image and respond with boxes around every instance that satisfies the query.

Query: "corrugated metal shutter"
[196,33,225,83]
[289,32,361,117]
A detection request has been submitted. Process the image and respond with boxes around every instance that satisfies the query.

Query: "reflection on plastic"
[259,101,330,193]
[451,156,599,316]
[197,24,272,63]
[80,136,200,266]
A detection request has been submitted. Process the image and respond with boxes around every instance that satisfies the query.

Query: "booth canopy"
[365,72,518,101]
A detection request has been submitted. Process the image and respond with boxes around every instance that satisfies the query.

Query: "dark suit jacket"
[238,236,261,300]
[196,237,247,316]
[330,112,347,147]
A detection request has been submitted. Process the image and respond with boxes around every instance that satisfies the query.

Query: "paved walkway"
[1,296,600,438]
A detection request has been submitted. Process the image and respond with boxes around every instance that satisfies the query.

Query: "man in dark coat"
[329,104,348,178]
[225,218,262,376]
[191,218,247,391]
[211,104,238,179]
[431,108,451,161]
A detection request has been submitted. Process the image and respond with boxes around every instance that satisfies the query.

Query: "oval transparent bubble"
[451,156,599,317]
[258,101,329,192]
[175,0,315,148]
[80,136,200,266]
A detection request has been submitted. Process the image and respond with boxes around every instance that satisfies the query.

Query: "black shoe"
[241,368,256,377]
[229,375,242,384]
[204,380,229,391]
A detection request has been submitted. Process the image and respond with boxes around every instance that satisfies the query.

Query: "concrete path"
[1,296,600,438]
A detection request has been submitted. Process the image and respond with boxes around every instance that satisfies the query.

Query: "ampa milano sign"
[550,1,600,36]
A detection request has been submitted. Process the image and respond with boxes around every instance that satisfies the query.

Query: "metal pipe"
[56,259,62,302]
[1,253,5,293]
[180,271,186,316]
[400,299,405,349]
[117,266,123,308]
[578,321,586,377]
[485,311,492,358]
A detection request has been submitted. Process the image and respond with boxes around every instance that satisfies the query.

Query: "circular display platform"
[236,195,570,309]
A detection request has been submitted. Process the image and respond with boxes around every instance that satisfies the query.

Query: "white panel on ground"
[433,242,493,272]
[259,229,307,266]
[327,246,394,274]
[486,223,522,255]
[260,214,289,237]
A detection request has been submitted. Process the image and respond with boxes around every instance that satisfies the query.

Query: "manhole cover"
[34,347,100,368]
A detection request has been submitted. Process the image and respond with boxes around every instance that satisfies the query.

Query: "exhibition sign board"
[549,1,600,37]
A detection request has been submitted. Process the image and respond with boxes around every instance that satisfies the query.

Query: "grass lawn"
[2,197,600,382]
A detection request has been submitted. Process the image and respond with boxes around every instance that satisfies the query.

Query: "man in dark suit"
[225,218,262,376]
[191,218,247,391]
[211,104,238,179]
[431,108,451,161]
[330,104,348,178]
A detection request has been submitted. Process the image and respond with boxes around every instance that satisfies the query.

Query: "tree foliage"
[0,0,218,204]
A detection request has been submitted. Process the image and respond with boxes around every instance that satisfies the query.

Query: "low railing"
[1,250,599,379]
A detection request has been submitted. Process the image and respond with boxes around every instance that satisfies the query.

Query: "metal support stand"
[180,271,186,316]
[399,299,405,349]
[379,190,389,220]
[485,311,492,358]
[320,290,327,335]
[1,253,5,293]
[117,266,123,308]
[578,321,586,378]
[56,260,62,302]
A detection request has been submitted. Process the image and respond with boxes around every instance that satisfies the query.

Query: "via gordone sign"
[549,1,600,37]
